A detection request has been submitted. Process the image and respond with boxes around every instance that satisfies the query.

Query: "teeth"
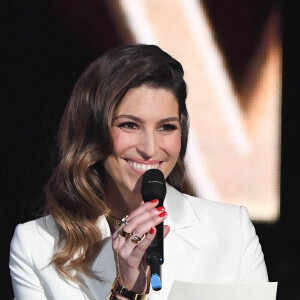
[128,160,159,171]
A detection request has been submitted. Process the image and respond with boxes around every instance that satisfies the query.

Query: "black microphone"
[141,169,166,291]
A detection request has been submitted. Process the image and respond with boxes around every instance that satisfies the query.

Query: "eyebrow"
[114,114,180,123]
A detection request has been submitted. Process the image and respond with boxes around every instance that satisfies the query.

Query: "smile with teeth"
[127,160,160,172]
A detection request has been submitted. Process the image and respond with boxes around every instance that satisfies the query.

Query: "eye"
[158,124,178,132]
[117,122,139,131]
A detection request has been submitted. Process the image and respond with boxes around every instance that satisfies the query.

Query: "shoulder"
[183,190,260,253]
[10,215,59,263]
[167,184,251,231]
[166,185,268,281]
[186,192,244,217]
[12,215,59,243]
[188,192,252,234]
[168,184,244,218]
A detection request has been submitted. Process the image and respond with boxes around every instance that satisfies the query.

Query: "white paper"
[167,281,278,300]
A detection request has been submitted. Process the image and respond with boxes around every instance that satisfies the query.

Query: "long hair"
[44,44,191,280]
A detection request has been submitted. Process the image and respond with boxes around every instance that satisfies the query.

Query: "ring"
[131,234,145,244]
[119,228,132,239]
[121,215,129,225]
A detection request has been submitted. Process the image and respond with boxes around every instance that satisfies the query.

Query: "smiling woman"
[9,45,268,300]
[104,86,182,200]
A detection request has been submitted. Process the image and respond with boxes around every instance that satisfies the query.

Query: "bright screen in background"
[109,0,281,222]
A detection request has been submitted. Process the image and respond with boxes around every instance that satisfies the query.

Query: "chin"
[131,176,143,194]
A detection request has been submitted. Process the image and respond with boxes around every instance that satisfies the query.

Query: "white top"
[10,184,268,299]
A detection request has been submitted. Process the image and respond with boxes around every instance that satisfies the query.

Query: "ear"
[179,113,184,129]
[180,113,184,123]
[179,113,185,136]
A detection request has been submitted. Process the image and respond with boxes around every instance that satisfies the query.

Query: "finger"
[163,224,170,239]
[117,206,165,243]
[120,211,168,256]
[125,228,157,268]
[112,223,129,239]
[111,199,160,241]
[126,198,159,221]
[111,206,164,250]
[127,224,170,268]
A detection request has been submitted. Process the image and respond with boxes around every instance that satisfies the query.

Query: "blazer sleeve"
[9,224,48,300]
[239,206,269,282]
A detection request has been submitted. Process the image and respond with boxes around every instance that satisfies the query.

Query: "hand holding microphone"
[142,169,167,291]
[110,168,168,295]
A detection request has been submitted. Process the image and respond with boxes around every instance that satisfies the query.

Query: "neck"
[104,176,144,220]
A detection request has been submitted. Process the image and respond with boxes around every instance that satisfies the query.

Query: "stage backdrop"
[105,0,282,222]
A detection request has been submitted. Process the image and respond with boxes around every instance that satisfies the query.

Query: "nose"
[136,130,157,159]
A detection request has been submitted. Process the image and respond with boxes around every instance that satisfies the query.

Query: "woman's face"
[104,86,181,195]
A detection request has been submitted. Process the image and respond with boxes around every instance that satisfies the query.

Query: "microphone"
[141,169,166,291]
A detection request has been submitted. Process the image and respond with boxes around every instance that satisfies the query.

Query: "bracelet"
[106,289,122,300]
[107,290,121,300]
[108,278,149,300]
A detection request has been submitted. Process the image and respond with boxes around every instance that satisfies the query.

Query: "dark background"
[1,1,299,299]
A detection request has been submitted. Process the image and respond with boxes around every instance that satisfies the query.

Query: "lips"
[126,159,160,173]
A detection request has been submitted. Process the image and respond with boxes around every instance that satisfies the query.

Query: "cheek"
[165,135,182,158]
[110,130,136,155]
[161,135,181,178]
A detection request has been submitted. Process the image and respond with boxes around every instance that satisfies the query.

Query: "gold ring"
[131,234,145,244]
[119,228,132,239]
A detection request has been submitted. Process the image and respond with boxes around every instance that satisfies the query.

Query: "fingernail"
[159,211,167,218]
[156,206,165,212]
[150,199,158,204]
[150,227,155,234]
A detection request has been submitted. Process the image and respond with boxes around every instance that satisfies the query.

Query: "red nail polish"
[150,227,155,234]
[156,206,165,212]
[150,199,158,204]
[159,211,167,218]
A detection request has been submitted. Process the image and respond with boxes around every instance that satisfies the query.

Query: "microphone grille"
[141,169,166,204]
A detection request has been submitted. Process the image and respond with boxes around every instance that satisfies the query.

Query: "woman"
[10,44,268,300]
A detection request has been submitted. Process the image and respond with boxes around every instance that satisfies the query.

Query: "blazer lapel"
[149,185,219,300]
[164,184,217,250]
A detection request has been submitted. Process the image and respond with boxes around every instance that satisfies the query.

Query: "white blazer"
[10,184,268,300]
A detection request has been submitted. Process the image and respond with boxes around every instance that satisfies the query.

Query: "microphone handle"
[146,221,164,291]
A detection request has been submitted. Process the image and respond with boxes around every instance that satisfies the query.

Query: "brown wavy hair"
[44,44,191,281]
